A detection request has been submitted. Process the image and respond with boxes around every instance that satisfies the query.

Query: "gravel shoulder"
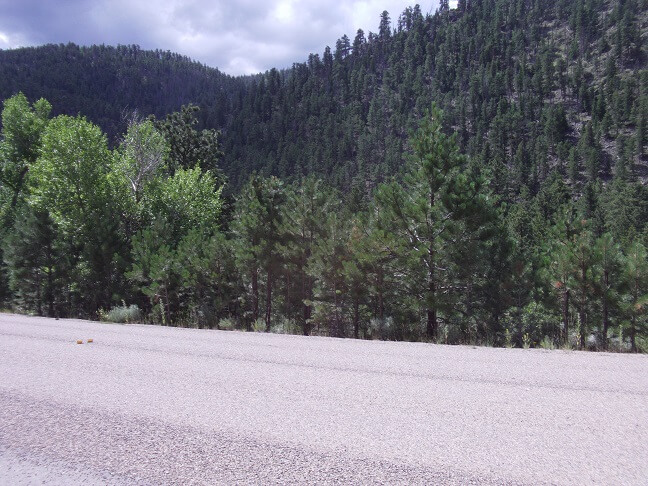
[1,313,647,485]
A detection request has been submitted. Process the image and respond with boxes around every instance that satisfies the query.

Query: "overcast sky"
[0,1,443,76]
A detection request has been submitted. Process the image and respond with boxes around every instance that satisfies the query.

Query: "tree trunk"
[251,268,259,330]
[9,167,29,210]
[377,267,384,320]
[265,269,272,332]
[302,301,311,336]
[562,288,570,345]
[427,307,437,341]
[47,268,54,318]
[516,304,524,348]
[579,263,587,350]
[426,250,437,341]
[579,305,586,350]
[302,270,312,336]
[631,280,638,353]
[36,272,42,317]
[353,299,360,339]
[333,281,340,337]
[303,235,312,336]
[163,285,171,326]
[601,269,609,350]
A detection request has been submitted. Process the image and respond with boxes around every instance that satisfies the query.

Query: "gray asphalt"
[0,313,646,485]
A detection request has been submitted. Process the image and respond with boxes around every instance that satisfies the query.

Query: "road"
[0,313,647,485]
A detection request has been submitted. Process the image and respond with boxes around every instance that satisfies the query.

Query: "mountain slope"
[0,43,240,139]
[0,0,646,195]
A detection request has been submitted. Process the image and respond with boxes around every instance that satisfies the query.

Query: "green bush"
[539,336,556,350]
[272,318,299,335]
[369,317,393,340]
[100,304,141,323]
[252,318,266,332]
[218,318,236,330]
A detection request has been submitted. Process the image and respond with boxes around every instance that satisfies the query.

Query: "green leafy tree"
[29,115,113,232]
[544,103,569,146]
[0,94,52,303]
[117,116,169,205]
[145,166,223,245]
[29,115,124,314]
[128,166,224,324]
[341,215,375,339]
[0,93,51,217]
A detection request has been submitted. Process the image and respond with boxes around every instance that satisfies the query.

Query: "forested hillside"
[0,0,646,351]
[0,43,239,139]
[1,0,646,190]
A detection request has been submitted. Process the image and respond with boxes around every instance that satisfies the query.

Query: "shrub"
[539,336,556,350]
[252,318,266,332]
[504,328,514,348]
[218,318,236,330]
[272,318,299,335]
[100,304,141,323]
[369,317,393,340]
[522,332,532,349]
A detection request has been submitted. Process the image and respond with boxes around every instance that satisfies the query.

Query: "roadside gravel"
[1,313,646,485]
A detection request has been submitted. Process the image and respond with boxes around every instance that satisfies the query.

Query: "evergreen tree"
[280,178,332,335]
[4,206,62,316]
[621,241,647,352]
[152,104,223,175]
[233,176,286,331]
[308,211,350,337]
[593,233,621,349]
[376,105,492,341]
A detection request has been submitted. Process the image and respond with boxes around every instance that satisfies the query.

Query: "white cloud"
[273,1,296,23]
[0,0,440,75]
[0,29,29,49]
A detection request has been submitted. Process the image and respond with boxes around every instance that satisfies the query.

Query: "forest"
[0,0,646,351]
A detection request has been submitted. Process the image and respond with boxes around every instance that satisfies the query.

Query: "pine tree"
[570,223,597,349]
[593,233,621,349]
[233,176,286,331]
[621,241,647,352]
[280,178,332,335]
[128,220,178,325]
[376,105,492,341]
[308,211,350,337]
[152,104,223,175]
[4,206,62,316]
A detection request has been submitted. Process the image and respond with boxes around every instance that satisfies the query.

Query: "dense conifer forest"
[0,0,646,350]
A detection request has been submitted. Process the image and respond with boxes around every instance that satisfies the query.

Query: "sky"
[0,0,443,76]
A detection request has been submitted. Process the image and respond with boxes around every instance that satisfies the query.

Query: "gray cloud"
[0,0,440,75]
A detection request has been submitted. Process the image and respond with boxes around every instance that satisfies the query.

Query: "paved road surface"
[1,313,647,485]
